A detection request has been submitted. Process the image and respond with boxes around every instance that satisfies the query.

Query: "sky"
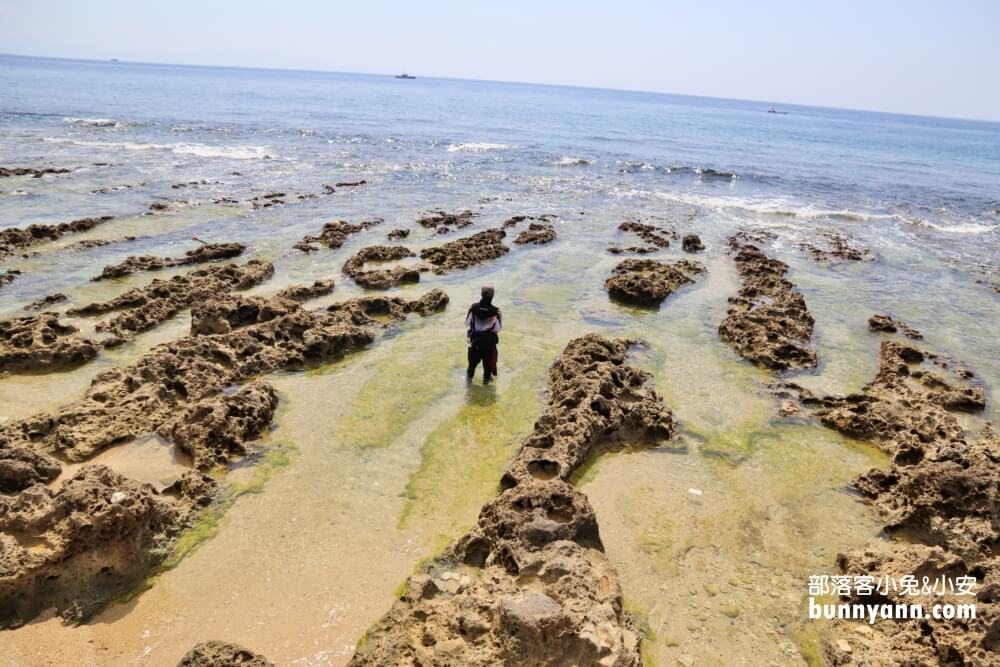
[1,0,998,121]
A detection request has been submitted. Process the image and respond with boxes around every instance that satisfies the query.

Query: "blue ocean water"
[1,53,998,280]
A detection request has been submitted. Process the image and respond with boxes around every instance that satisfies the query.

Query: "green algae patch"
[150,443,298,585]
[795,625,825,667]
[623,600,659,667]
[166,444,297,570]
[396,344,554,540]
[336,339,461,450]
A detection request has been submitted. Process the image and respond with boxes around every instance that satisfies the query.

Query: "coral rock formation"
[159,381,279,470]
[718,238,817,370]
[295,218,383,252]
[69,260,274,342]
[780,339,996,665]
[326,289,450,327]
[24,293,68,310]
[0,313,99,373]
[0,166,72,178]
[177,641,275,667]
[0,289,449,627]
[343,245,425,288]
[419,229,510,273]
[416,210,476,234]
[868,313,922,339]
[0,216,115,258]
[94,242,246,280]
[514,222,557,245]
[0,465,215,628]
[682,234,704,253]
[605,258,704,306]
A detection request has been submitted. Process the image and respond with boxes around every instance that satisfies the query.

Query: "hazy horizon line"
[3,51,999,126]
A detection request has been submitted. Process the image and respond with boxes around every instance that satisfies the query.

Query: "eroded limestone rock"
[93,242,246,280]
[0,313,99,373]
[605,258,704,306]
[718,238,816,370]
[69,260,274,342]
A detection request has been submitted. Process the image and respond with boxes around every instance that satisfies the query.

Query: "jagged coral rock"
[69,261,274,341]
[343,245,425,288]
[718,238,816,370]
[93,242,246,280]
[419,229,510,273]
[605,258,704,306]
[0,313,99,373]
[0,465,215,628]
[177,641,274,667]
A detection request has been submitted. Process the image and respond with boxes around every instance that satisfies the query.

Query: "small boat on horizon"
[395,73,416,80]
[767,107,788,115]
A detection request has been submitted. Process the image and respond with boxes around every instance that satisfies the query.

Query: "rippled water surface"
[1,55,998,666]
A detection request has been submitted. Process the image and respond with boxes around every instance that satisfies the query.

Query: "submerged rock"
[24,293,68,310]
[0,166,72,179]
[386,228,410,240]
[682,234,704,253]
[0,268,21,288]
[514,222,557,245]
[415,209,476,234]
[868,313,922,339]
[296,218,382,251]
[177,641,274,667]
[605,258,705,306]
[419,228,509,273]
[69,260,274,342]
[0,313,99,373]
[93,242,246,280]
[718,238,817,370]
[343,245,425,288]
[0,216,114,258]
[800,230,875,262]
[351,334,675,667]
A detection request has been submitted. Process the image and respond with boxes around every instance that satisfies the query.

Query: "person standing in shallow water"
[466,285,502,383]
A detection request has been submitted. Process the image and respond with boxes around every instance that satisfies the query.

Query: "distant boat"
[395,73,416,80]
[110,58,120,63]
[767,107,788,115]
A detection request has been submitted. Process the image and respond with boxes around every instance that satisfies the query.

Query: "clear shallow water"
[0,55,998,666]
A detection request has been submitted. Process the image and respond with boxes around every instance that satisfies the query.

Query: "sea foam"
[446,142,510,152]
[41,137,273,160]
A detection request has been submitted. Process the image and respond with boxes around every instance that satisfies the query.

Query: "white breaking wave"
[446,142,510,153]
[552,156,596,166]
[903,218,995,235]
[610,187,996,235]
[41,137,273,160]
[63,117,123,127]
